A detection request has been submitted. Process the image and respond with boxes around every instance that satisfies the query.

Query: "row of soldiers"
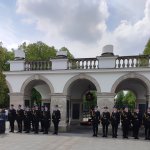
[91,106,150,140]
[8,104,61,135]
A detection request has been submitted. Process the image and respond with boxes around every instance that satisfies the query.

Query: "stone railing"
[23,55,150,71]
[68,58,99,69]
[24,61,52,71]
[115,55,150,68]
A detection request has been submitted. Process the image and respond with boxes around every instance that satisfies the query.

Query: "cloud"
[16,0,108,44]
[16,0,150,57]
[99,0,150,56]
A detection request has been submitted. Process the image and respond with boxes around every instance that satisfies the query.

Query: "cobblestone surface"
[0,122,149,150]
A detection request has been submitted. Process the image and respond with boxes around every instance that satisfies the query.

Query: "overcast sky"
[0,0,150,58]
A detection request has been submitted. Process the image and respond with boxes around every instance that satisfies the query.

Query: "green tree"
[115,91,124,109]
[0,43,12,108]
[143,39,150,55]
[139,39,150,66]
[60,47,74,59]
[123,91,136,110]
[19,41,57,61]
[31,88,42,106]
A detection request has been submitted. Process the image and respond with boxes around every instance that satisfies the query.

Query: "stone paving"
[0,122,150,150]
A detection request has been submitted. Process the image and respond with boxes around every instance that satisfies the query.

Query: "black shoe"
[25,131,29,133]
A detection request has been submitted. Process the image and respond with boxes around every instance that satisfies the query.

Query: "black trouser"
[112,124,118,137]
[102,123,109,137]
[24,119,31,132]
[43,120,50,133]
[133,125,140,138]
[34,120,39,133]
[40,120,44,131]
[145,125,150,139]
[53,120,59,134]
[122,124,129,138]
[92,123,98,136]
[9,119,15,132]
[17,119,23,132]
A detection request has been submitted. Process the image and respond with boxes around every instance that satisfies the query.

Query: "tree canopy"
[115,91,136,110]
[143,39,150,55]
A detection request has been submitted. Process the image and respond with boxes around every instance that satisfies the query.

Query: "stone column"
[50,93,68,132]
[146,94,150,108]
[97,92,115,112]
[9,92,24,108]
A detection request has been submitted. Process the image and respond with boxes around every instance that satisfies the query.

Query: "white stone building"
[4,45,150,131]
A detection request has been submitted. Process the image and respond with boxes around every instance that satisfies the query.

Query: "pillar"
[146,94,150,109]
[50,93,68,132]
[97,92,115,112]
[9,92,24,108]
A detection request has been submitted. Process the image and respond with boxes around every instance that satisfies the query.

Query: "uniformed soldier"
[111,107,120,138]
[43,106,51,134]
[33,105,41,134]
[91,106,100,137]
[121,107,131,139]
[131,108,142,139]
[143,107,150,140]
[52,105,61,135]
[31,106,35,132]
[24,107,32,133]
[40,106,44,132]
[8,104,16,133]
[16,104,24,133]
[101,106,110,137]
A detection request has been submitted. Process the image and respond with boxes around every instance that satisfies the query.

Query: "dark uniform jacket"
[16,109,24,121]
[121,111,131,126]
[8,109,16,121]
[143,113,150,127]
[52,110,61,123]
[101,112,110,125]
[111,112,120,125]
[91,110,100,124]
[131,112,142,127]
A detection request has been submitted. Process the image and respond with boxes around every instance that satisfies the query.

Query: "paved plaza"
[0,122,150,150]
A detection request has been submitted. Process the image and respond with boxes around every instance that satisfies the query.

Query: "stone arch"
[63,73,101,95]
[111,72,150,94]
[20,74,54,94]
[6,80,13,93]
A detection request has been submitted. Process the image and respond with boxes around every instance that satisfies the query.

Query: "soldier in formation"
[101,107,110,137]
[143,107,150,140]
[110,107,120,138]
[131,108,142,139]
[91,106,100,137]
[121,107,131,139]
[8,104,16,133]
[52,105,61,135]
[16,105,24,133]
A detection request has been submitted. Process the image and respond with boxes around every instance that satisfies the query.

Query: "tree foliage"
[19,41,57,61]
[115,91,136,110]
[143,39,150,55]
[31,88,42,107]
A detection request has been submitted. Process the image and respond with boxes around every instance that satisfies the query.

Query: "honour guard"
[101,106,110,137]
[24,107,32,133]
[121,107,131,139]
[33,105,41,134]
[43,106,51,134]
[143,107,150,140]
[111,107,120,138]
[131,108,142,139]
[16,104,24,133]
[8,104,16,133]
[40,106,44,132]
[91,106,100,137]
[52,105,61,135]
